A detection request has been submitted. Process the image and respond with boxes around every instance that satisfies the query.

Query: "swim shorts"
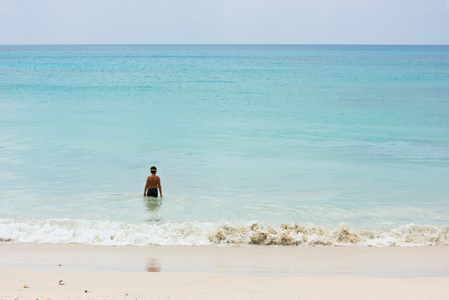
[146,188,158,197]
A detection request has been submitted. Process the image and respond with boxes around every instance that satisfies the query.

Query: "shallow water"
[1,45,448,246]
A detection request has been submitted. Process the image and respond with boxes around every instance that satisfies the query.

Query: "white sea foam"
[1,219,448,247]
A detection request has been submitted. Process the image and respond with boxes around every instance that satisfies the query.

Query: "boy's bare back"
[146,174,160,189]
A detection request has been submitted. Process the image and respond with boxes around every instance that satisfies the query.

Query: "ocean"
[0,45,448,246]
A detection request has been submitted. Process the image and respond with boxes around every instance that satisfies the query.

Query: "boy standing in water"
[144,166,163,197]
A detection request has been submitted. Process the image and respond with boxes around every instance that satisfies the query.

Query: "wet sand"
[1,243,448,299]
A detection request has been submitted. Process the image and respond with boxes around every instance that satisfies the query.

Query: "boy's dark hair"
[150,166,157,174]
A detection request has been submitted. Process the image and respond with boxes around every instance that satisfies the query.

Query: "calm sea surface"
[1,45,448,246]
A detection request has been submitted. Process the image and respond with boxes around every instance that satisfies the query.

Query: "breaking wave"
[0,219,448,247]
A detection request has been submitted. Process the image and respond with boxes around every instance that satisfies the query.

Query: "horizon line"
[1,43,449,47]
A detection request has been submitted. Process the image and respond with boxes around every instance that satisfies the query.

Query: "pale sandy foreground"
[1,243,449,299]
[3,270,449,300]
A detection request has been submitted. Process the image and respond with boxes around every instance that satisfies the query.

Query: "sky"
[0,0,448,44]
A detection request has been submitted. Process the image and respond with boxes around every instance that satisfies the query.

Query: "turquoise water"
[1,45,448,246]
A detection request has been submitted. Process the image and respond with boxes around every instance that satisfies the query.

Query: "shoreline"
[1,243,449,276]
[1,243,449,299]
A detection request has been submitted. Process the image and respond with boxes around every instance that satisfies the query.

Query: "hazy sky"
[1,0,448,44]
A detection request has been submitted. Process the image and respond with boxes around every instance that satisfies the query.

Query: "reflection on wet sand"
[145,258,161,272]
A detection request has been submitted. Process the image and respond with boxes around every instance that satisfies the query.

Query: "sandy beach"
[1,243,448,299]
[3,270,449,300]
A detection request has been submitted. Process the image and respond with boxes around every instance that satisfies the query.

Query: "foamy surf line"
[0,219,448,247]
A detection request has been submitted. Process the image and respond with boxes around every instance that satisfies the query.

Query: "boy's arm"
[143,178,149,196]
[158,177,163,197]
